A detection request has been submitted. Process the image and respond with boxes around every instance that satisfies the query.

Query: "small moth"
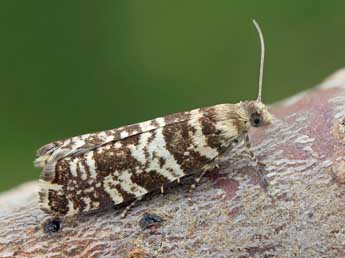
[35,20,272,217]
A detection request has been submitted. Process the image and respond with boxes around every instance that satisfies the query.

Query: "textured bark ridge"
[1,69,345,258]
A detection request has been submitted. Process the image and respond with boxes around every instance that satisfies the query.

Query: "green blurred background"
[1,1,345,192]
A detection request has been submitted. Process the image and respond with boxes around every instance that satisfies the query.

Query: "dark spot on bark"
[139,213,163,230]
[43,217,63,236]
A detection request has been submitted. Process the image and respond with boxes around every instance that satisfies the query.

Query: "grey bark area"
[1,69,345,258]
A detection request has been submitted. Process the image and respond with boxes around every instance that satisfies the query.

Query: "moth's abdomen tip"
[39,162,57,182]
[34,141,61,170]
[34,154,50,169]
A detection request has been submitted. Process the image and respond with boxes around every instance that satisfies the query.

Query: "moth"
[35,20,272,217]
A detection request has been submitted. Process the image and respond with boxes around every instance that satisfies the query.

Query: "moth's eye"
[250,113,263,127]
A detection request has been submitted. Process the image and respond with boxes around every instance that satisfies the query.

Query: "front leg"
[120,195,144,218]
[244,134,269,189]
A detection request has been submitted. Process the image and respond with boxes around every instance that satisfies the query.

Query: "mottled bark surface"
[1,69,345,258]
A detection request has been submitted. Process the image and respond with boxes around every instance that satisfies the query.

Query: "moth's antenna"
[252,19,265,102]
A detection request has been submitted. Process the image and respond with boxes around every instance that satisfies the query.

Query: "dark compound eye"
[250,113,263,127]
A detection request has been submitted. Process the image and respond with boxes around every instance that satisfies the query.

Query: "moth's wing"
[37,104,246,215]
[35,110,194,167]
[35,108,207,183]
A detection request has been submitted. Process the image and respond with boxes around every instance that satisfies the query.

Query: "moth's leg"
[120,196,143,218]
[189,162,219,192]
[189,141,236,192]
[244,134,268,188]
[189,137,241,192]
[160,177,181,195]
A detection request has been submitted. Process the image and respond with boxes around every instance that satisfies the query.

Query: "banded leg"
[120,196,143,218]
[244,134,268,189]
[189,162,219,192]
[159,178,181,195]
[189,139,238,192]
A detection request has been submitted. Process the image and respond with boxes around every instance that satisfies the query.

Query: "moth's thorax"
[210,103,252,134]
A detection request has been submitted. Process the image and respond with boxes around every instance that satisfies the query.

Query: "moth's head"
[242,20,271,128]
[242,101,272,128]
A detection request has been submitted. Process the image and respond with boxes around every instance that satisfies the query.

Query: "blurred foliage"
[1,1,345,191]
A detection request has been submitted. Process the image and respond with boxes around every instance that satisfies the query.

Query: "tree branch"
[1,69,345,257]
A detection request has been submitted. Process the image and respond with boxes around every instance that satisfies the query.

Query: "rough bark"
[1,69,345,258]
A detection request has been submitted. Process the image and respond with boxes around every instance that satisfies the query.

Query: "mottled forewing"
[37,104,244,215]
[35,111,193,169]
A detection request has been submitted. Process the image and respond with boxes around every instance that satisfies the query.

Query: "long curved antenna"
[252,19,265,102]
